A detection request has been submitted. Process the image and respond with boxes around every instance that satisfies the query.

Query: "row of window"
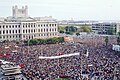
[23,33,57,39]
[37,24,57,27]
[0,28,57,34]
[94,24,116,27]
[0,25,20,28]
[1,35,21,39]
[23,28,57,33]
[0,30,20,34]
[0,23,57,29]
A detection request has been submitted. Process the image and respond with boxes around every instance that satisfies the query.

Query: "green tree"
[80,26,92,33]
[76,32,80,36]
[59,30,64,33]
[65,26,77,32]
[105,36,109,46]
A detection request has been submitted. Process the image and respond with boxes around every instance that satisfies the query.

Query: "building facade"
[0,5,58,41]
[92,22,120,34]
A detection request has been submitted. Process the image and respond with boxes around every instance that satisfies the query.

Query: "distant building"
[92,22,120,34]
[0,61,27,80]
[0,5,58,41]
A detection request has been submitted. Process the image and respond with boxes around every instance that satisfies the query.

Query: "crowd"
[0,35,120,80]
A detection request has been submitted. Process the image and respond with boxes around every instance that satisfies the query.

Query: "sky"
[0,0,120,20]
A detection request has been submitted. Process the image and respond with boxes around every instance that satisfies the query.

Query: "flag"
[0,53,10,57]
[56,52,64,55]
[19,63,24,67]
[3,53,11,57]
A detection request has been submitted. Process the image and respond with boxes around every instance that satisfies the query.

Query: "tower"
[12,5,28,18]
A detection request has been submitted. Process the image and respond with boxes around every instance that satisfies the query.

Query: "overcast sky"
[0,0,120,20]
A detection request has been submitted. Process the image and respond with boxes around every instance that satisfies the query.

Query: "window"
[31,29,33,33]
[34,29,35,32]
[46,29,48,32]
[13,30,14,34]
[34,24,35,27]
[6,30,8,34]
[41,29,43,32]
[12,25,14,28]
[41,34,43,36]
[3,36,5,39]
[16,30,17,33]
[9,25,11,28]
[0,25,1,28]
[15,25,17,28]
[6,36,8,38]
[26,30,27,33]
[18,25,20,28]
[38,29,40,32]
[55,24,57,26]
[29,29,30,33]
[49,24,51,27]
[44,29,45,32]
[55,28,56,31]
[19,30,20,33]
[52,29,54,31]
[23,30,25,33]
[0,31,1,34]
[9,30,11,34]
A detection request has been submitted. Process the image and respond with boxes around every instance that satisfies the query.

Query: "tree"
[76,32,80,36]
[80,26,92,33]
[59,30,64,33]
[105,36,109,46]
[65,26,77,33]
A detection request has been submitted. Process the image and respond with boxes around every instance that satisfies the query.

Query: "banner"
[39,53,79,59]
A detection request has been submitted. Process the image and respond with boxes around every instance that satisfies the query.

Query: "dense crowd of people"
[0,35,120,80]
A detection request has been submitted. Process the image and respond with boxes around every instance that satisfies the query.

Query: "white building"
[92,22,120,34]
[0,5,58,41]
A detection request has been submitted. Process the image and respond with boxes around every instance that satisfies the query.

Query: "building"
[92,22,120,34]
[0,60,27,80]
[0,5,58,41]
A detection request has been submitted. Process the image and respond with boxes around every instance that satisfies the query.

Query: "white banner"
[39,53,80,59]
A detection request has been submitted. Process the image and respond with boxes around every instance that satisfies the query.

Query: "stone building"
[0,5,58,41]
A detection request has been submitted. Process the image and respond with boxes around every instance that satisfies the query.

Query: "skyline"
[0,0,120,20]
